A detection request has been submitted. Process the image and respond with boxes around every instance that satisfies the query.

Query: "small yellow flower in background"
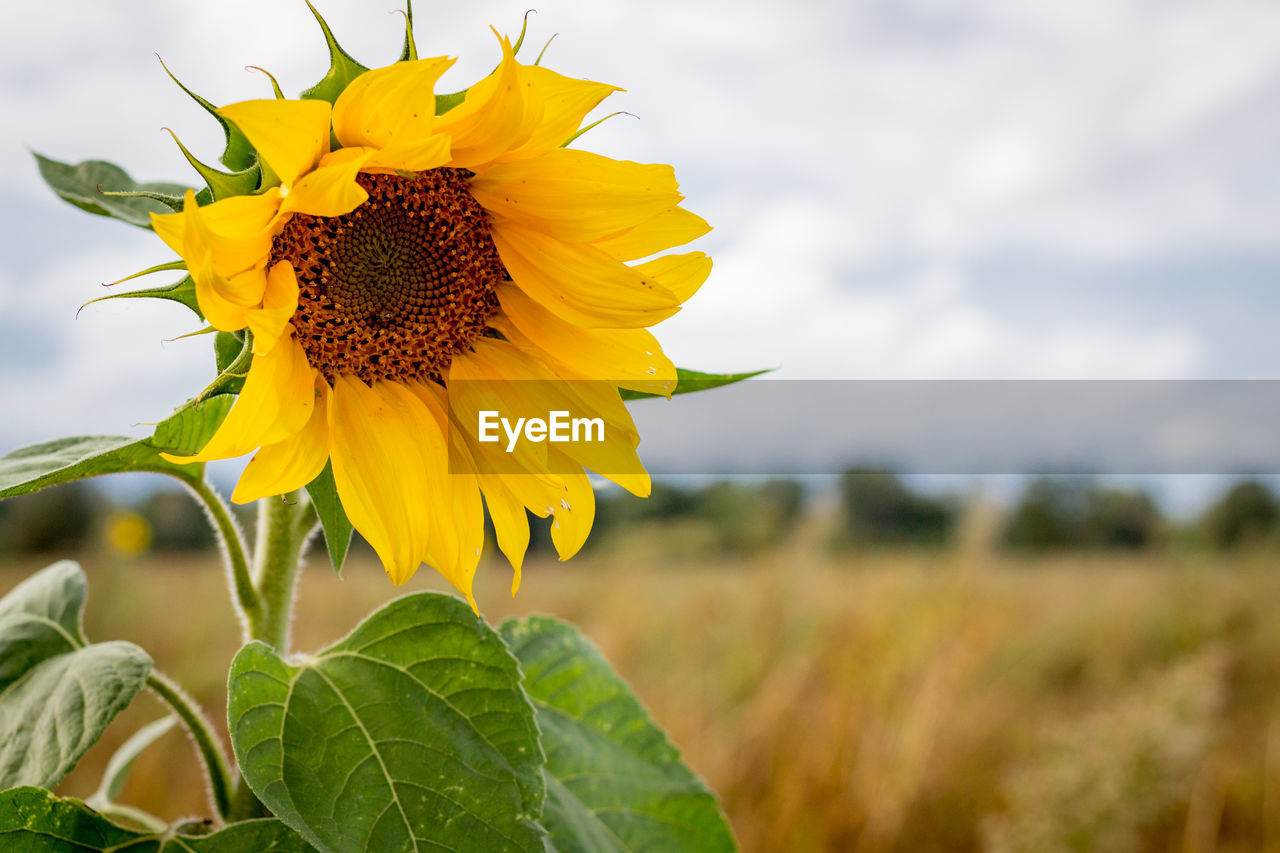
[154,29,711,605]
[105,511,153,558]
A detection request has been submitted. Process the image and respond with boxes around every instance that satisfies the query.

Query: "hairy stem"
[180,473,258,635]
[228,488,313,821]
[250,490,311,653]
[146,670,234,822]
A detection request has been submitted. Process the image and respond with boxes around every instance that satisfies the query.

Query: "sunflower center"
[270,168,505,384]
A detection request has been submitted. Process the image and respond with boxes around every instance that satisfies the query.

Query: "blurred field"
[8,536,1280,852]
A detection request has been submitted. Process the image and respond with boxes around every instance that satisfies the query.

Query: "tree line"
[2,471,1279,558]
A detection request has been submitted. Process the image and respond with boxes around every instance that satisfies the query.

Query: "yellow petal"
[327,375,426,585]
[408,383,485,606]
[491,222,680,328]
[162,334,316,464]
[246,262,300,354]
[231,379,331,503]
[332,57,455,154]
[548,455,595,561]
[182,189,281,279]
[470,148,682,243]
[497,65,621,163]
[481,481,530,593]
[191,260,249,332]
[592,206,712,262]
[218,99,332,189]
[634,252,713,303]
[364,134,453,173]
[494,284,675,394]
[277,147,373,219]
[151,208,185,257]
[435,33,527,169]
[376,381,453,573]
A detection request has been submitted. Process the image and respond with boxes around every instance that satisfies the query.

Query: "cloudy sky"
[2,0,1279,485]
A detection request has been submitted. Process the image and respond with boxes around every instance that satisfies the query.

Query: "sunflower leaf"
[0,395,233,499]
[300,1,370,105]
[501,616,737,852]
[619,367,772,401]
[0,787,311,852]
[228,593,547,853]
[306,462,352,575]
[33,154,193,229]
[0,562,152,789]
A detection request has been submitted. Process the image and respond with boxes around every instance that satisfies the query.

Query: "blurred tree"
[1004,478,1164,552]
[1201,480,1280,549]
[1084,488,1163,550]
[1002,478,1089,550]
[837,468,956,547]
[0,482,98,554]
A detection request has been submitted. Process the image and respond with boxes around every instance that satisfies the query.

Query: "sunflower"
[151,32,710,606]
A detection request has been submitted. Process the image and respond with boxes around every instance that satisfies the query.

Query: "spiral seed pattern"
[270,169,504,384]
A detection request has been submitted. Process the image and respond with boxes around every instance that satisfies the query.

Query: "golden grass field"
[8,533,1280,852]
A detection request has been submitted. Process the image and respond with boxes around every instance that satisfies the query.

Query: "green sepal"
[0,787,311,852]
[0,394,234,500]
[158,56,256,171]
[228,593,547,853]
[215,330,244,374]
[165,128,260,201]
[0,562,152,789]
[436,89,467,114]
[562,111,630,148]
[398,0,416,61]
[305,462,352,576]
[33,153,193,229]
[511,10,533,57]
[247,65,287,100]
[299,1,370,105]
[534,34,559,66]
[502,616,738,852]
[203,330,252,398]
[80,274,201,321]
[619,367,772,401]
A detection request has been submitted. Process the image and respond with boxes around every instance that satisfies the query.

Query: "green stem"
[180,473,259,634]
[146,670,234,821]
[249,490,311,652]
[228,488,313,821]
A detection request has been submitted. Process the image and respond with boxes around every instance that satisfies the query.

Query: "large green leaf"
[228,593,546,853]
[501,617,737,852]
[33,154,192,229]
[619,368,771,402]
[0,562,151,789]
[0,394,234,499]
[0,787,311,851]
[305,462,352,575]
